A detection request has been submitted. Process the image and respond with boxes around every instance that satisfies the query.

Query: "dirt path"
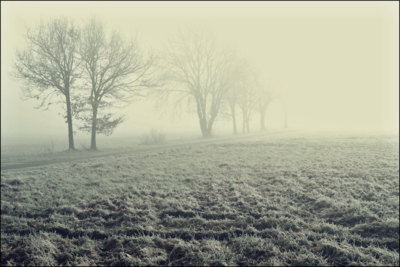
[1,130,294,171]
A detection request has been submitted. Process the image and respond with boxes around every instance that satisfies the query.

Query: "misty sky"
[1,1,399,140]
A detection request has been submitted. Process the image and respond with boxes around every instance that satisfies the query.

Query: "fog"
[1,3,399,265]
[1,1,399,146]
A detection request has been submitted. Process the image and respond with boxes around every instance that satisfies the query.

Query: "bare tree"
[225,85,240,135]
[14,18,80,150]
[223,60,243,135]
[255,81,274,131]
[161,32,231,138]
[234,63,257,134]
[77,19,153,150]
[238,89,256,133]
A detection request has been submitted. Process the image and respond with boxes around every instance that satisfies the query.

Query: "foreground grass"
[1,135,399,266]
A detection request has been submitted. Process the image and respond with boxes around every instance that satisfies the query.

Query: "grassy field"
[1,134,399,266]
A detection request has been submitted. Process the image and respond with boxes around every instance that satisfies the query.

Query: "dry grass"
[1,135,399,266]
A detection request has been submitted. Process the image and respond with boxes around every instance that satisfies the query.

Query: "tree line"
[14,18,285,151]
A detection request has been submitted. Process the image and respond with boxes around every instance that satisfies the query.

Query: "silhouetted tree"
[77,19,153,150]
[14,18,80,150]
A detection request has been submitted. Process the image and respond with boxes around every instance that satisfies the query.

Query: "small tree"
[14,18,80,150]
[77,19,153,150]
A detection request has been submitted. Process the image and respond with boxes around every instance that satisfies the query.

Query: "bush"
[139,129,166,145]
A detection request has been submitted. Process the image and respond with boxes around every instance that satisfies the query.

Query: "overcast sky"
[1,1,398,141]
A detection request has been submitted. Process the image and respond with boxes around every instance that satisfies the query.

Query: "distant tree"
[161,32,231,138]
[225,83,240,135]
[255,81,274,131]
[235,64,257,134]
[238,87,257,134]
[223,59,243,135]
[14,18,80,150]
[77,19,153,150]
[222,58,264,135]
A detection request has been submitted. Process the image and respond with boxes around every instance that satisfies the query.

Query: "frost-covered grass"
[1,134,399,266]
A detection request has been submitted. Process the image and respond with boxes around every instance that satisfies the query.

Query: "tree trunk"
[90,105,98,150]
[206,113,218,138]
[203,127,212,138]
[201,125,212,138]
[203,118,213,138]
[198,116,209,138]
[230,104,237,135]
[65,92,75,150]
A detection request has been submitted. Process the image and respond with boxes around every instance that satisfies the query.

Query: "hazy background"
[1,1,399,146]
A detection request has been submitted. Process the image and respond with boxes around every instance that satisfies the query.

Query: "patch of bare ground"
[1,135,399,266]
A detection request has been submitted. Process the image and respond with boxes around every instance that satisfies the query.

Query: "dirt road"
[1,130,293,171]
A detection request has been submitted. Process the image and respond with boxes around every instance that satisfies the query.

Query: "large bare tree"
[162,32,231,138]
[77,19,153,150]
[14,18,80,150]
